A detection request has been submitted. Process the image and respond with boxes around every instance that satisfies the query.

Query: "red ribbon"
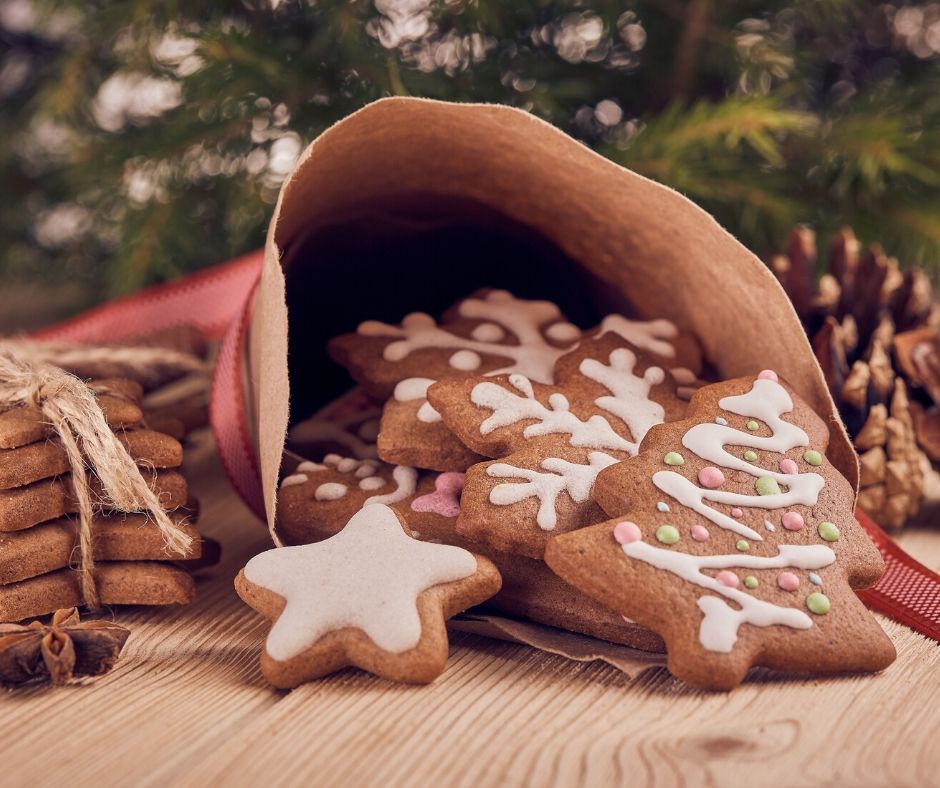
[30,251,940,642]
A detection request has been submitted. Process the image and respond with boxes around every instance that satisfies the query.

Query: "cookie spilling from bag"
[236,289,894,689]
[0,369,211,622]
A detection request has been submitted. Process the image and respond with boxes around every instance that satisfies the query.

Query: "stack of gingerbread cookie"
[0,376,204,622]
[238,289,896,690]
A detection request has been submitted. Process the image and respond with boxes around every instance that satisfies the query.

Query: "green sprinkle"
[806,592,831,615]
[746,420,759,431]
[736,539,750,552]
[818,521,840,542]
[744,575,759,589]
[755,476,781,496]
[743,450,758,462]
[804,450,823,466]
[663,452,684,466]
[656,525,680,545]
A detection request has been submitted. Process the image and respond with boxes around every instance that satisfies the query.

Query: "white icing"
[315,482,348,501]
[336,458,358,473]
[487,452,618,530]
[546,322,581,342]
[393,377,443,424]
[471,322,506,342]
[596,315,678,359]
[280,473,308,489]
[653,379,825,542]
[354,463,378,478]
[244,505,478,660]
[621,540,835,652]
[357,290,576,384]
[296,461,326,472]
[449,350,482,370]
[359,476,386,491]
[364,465,418,506]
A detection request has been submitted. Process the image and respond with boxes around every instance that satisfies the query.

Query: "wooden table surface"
[3,430,940,788]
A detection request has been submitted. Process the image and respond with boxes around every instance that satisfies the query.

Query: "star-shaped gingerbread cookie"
[545,371,896,689]
[236,503,501,686]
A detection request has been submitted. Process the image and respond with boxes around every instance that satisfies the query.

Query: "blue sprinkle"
[656,502,670,513]
[715,417,728,426]
[764,519,776,532]
[809,572,822,586]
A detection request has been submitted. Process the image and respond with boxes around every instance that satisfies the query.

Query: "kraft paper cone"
[239,97,859,671]
[248,96,857,533]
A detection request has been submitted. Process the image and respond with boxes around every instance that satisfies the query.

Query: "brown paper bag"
[241,96,857,665]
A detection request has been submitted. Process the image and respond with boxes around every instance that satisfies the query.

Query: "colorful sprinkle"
[744,576,759,589]
[664,451,685,466]
[690,524,710,542]
[806,592,831,615]
[656,525,680,545]
[781,512,805,531]
[731,507,743,518]
[758,369,779,382]
[698,466,725,488]
[818,521,840,542]
[779,458,799,475]
[777,571,800,591]
[613,521,642,545]
[736,539,750,552]
[803,450,823,466]
[656,501,670,513]
[746,420,760,431]
[716,571,739,588]
[743,450,758,462]
[764,519,776,532]
[808,572,823,586]
[756,476,781,496]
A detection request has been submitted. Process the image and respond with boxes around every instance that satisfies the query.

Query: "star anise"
[0,608,130,686]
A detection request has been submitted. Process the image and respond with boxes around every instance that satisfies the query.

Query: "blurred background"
[2,0,940,328]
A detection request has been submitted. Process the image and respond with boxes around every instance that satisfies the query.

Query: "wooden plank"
[1,431,939,787]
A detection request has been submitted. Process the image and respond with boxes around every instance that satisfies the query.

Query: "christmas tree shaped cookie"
[544,371,896,689]
[329,289,701,471]
[428,333,687,558]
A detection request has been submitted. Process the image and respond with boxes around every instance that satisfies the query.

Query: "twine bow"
[0,343,198,608]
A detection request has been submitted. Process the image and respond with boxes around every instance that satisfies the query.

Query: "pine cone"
[773,226,939,529]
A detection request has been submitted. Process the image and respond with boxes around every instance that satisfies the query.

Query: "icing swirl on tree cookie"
[653,378,825,542]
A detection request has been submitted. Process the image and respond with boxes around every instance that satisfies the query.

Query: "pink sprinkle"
[614,521,642,544]
[691,524,709,542]
[716,571,739,588]
[779,458,799,475]
[698,466,725,489]
[411,472,465,518]
[758,369,779,382]
[781,512,805,531]
[731,507,743,518]
[777,571,800,591]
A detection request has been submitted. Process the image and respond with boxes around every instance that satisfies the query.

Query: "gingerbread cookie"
[287,386,381,461]
[236,503,501,686]
[0,378,144,450]
[545,371,896,689]
[428,333,687,558]
[0,469,188,533]
[0,561,195,622]
[0,429,181,490]
[0,512,200,586]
